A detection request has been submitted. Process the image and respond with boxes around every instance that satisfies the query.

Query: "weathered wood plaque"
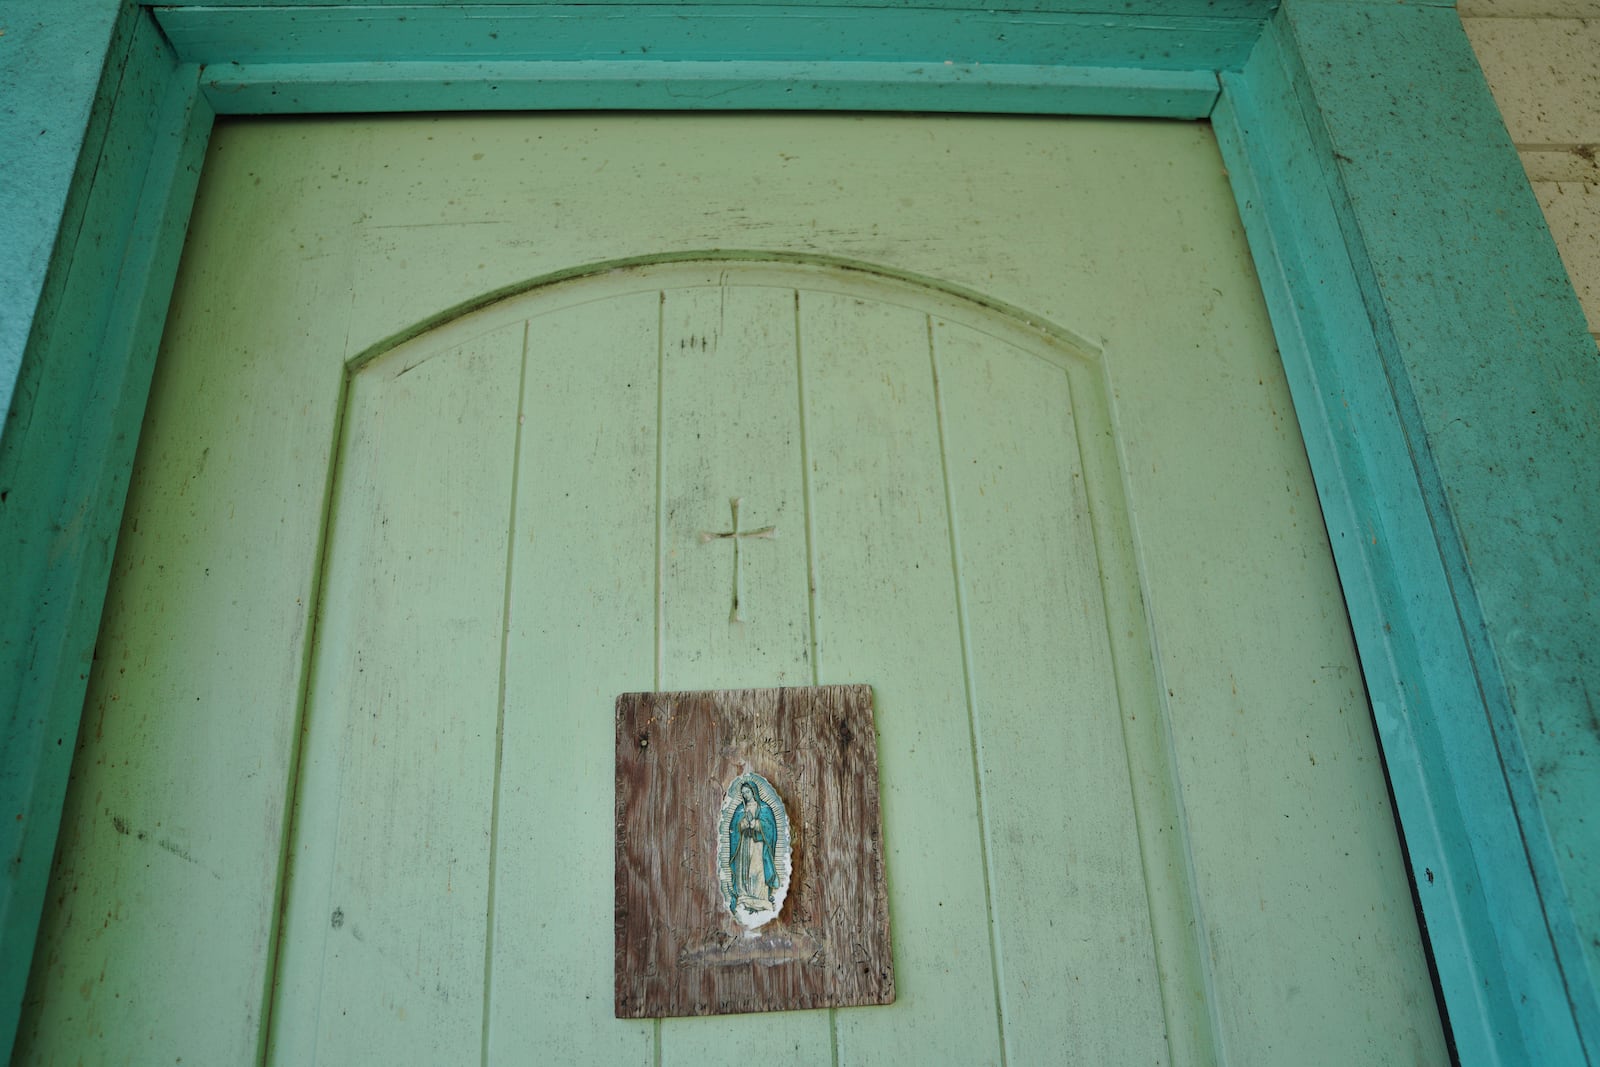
[614,684,894,1018]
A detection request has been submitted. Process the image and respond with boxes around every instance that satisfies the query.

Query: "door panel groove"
[793,290,823,691]
[255,364,359,1067]
[654,290,667,698]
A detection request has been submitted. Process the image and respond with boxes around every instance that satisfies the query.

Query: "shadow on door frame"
[3,2,1596,1062]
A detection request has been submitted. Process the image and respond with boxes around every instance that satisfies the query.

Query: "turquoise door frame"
[2,2,1596,1063]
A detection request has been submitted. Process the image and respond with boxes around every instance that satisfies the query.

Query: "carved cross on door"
[699,497,776,622]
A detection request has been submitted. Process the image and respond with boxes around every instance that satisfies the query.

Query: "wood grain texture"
[13,115,354,1067]
[614,686,892,1017]
[650,275,832,1065]
[157,3,1242,118]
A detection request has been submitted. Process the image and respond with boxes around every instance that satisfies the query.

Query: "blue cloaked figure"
[729,781,778,914]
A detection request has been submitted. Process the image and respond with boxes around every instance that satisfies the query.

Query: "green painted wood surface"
[1092,212,1437,1064]
[490,294,659,1063]
[193,60,1220,119]
[3,5,1597,1064]
[931,320,1174,1065]
[1214,5,1600,1061]
[156,3,1240,117]
[797,291,1001,1064]
[0,10,211,1057]
[1214,36,1533,1064]
[149,0,1275,13]
[17,114,1444,1065]
[0,0,125,421]
[157,5,1263,71]
[1282,9,1600,1053]
[9,102,342,1067]
[269,323,523,1061]
[653,281,830,1064]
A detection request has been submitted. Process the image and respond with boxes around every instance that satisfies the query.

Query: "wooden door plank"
[1099,239,1448,1063]
[796,292,1001,1065]
[488,293,658,1063]
[267,324,523,1063]
[656,282,830,1063]
[933,322,1169,1064]
[1063,354,1222,1067]
[657,284,813,689]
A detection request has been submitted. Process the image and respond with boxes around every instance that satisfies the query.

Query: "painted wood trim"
[199,60,1218,117]
[1213,5,1597,1064]
[148,0,1277,18]
[0,9,212,1055]
[0,0,128,437]
[5,3,1598,1064]
[1280,4,1600,1056]
[158,4,1267,72]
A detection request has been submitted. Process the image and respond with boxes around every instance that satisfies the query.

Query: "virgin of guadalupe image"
[716,773,791,929]
[731,782,777,909]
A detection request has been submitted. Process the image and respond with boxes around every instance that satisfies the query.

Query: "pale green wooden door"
[17,116,1448,1066]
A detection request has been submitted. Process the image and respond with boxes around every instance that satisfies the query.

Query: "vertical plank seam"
[730,496,744,622]
[479,320,532,1067]
[790,288,839,1067]
[652,290,666,1067]
[655,289,668,696]
[793,290,824,689]
[255,366,357,1067]
[927,316,1010,1067]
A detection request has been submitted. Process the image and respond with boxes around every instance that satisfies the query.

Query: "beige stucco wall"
[1461,0,1600,352]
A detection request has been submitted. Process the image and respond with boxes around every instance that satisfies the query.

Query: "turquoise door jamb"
[2,3,1596,1063]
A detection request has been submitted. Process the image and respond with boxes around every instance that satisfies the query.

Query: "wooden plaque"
[614,684,894,1017]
